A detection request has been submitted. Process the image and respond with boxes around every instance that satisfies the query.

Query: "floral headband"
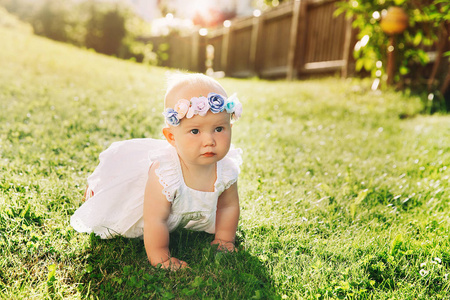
[163,93,242,127]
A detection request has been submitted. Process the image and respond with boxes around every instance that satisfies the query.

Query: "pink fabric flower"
[186,96,210,118]
[174,99,190,119]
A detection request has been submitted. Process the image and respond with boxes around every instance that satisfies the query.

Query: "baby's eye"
[215,127,224,133]
[190,129,199,135]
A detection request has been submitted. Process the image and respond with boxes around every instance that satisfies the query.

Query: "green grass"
[1,26,450,299]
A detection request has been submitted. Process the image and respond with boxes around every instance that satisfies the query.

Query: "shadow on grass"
[77,229,280,299]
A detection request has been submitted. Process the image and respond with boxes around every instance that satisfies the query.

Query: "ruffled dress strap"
[216,146,243,193]
[148,145,181,203]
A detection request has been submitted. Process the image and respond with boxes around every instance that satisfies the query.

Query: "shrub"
[0,0,157,64]
[336,0,450,111]
[0,5,33,33]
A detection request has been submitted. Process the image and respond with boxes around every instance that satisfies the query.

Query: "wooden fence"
[145,0,355,79]
[145,34,207,73]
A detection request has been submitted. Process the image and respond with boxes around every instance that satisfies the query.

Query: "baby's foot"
[82,186,94,201]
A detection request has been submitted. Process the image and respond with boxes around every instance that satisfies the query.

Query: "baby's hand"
[211,239,237,252]
[156,257,189,271]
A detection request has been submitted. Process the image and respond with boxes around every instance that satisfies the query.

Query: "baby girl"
[71,73,243,270]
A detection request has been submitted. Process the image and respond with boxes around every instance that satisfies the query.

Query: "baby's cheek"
[222,136,232,152]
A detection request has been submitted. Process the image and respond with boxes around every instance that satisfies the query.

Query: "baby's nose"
[203,133,216,146]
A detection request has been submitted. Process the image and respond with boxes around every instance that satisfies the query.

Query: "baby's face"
[165,83,232,167]
[171,110,232,167]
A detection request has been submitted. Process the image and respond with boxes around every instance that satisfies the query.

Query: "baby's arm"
[212,182,240,252]
[143,162,188,270]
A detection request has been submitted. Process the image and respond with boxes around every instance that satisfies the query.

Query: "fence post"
[198,35,207,73]
[191,32,199,72]
[249,14,263,77]
[287,0,302,80]
[341,17,354,78]
[294,0,308,77]
[221,27,231,75]
[166,35,174,68]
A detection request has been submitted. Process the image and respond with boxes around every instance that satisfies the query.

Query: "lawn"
[1,26,450,299]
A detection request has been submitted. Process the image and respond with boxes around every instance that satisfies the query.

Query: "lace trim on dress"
[149,146,181,202]
[149,145,242,201]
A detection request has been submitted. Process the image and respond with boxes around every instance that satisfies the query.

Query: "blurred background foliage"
[1,0,449,112]
[0,5,33,34]
[336,0,450,111]
[0,0,156,64]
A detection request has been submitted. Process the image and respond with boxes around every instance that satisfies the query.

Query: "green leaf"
[181,288,196,296]
[85,265,93,273]
[399,66,409,75]
[350,189,369,219]
[350,203,357,219]
[354,189,368,205]
[390,234,404,256]
[252,290,263,299]
[413,32,423,46]
[161,292,174,299]
[47,264,56,283]
[191,276,204,288]
[355,59,364,71]
[333,7,345,17]
[363,58,374,72]
[394,0,406,5]
[418,51,430,64]
[320,183,331,194]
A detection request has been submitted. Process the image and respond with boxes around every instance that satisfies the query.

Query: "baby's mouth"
[202,152,216,157]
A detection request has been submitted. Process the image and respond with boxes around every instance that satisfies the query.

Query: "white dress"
[70,138,242,239]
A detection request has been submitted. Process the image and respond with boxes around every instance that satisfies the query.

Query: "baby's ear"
[162,127,176,146]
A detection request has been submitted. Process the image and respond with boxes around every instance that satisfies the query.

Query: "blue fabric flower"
[224,93,238,113]
[207,93,226,113]
[163,108,180,126]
